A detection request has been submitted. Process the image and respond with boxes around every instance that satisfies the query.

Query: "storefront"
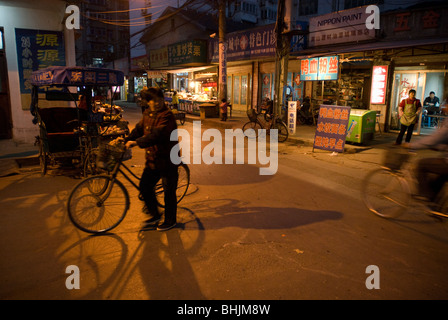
[259,60,303,105]
[380,4,448,134]
[0,0,76,143]
[389,65,448,134]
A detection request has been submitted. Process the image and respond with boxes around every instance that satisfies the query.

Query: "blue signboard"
[300,57,319,81]
[300,55,339,81]
[209,24,276,62]
[15,28,65,94]
[313,105,351,153]
[318,56,339,80]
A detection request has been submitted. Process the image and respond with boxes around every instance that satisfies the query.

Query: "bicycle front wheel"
[67,175,130,233]
[361,168,410,218]
[155,163,190,208]
[242,121,262,138]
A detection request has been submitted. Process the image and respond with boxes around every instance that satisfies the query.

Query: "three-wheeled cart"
[30,66,127,176]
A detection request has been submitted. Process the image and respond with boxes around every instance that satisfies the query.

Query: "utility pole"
[218,0,227,103]
[273,0,289,118]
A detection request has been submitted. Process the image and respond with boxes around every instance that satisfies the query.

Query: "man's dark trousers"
[140,166,178,223]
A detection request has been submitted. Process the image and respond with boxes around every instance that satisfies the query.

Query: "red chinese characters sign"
[393,9,441,33]
[370,66,389,104]
[313,105,351,153]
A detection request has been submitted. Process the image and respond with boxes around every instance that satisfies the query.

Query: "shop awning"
[30,66,125,86]
[166,66,212,74]
[292,37,448,58]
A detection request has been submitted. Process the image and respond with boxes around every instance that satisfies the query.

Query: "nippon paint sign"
[309,5,376,47]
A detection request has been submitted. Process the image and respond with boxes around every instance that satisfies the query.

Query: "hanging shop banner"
[370,65,389,104]
[287,101,297,135]
[313,105,351,153]
[308,5,376,47]
[168,40,207,66]
[300,56,339,81]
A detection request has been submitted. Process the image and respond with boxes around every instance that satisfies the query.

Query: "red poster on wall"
[370,66,389,104]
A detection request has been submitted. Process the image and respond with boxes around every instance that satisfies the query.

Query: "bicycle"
[242,108,289,142]
[361,147,448,220]
[67,140,190,234]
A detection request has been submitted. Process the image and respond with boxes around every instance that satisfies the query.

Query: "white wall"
[0,0,74,143]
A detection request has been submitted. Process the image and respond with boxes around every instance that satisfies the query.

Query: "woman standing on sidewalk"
[395,89,422,145]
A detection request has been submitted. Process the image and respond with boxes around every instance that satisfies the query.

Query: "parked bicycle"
[361,148,448,220]
[67,139,190,234]
[242,108,289,142]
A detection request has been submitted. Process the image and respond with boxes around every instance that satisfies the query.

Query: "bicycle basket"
[247,108,258,122]
[382,148,410,171]
[97,139,131,170]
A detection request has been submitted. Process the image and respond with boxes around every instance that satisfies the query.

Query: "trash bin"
[346,109,377,144]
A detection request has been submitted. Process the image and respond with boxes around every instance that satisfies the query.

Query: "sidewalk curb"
[183,114,367,153]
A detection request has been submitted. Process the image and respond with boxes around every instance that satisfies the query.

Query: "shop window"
[233,76,240,105]
[227,76,232,102]
[241,75,248,105]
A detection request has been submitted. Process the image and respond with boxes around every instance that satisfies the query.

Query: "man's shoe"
[157,221,177,231]
[143,215,162,225]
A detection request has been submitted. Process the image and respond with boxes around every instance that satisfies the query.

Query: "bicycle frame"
[106,151,176,200]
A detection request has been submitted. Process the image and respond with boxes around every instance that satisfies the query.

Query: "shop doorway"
[228,74,251,112]
[0,27,12,139]
[390,70,447,135]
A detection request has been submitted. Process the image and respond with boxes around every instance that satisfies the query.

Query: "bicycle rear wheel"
[272,121,288,142]
[362,168,411,218]
[67,175,129,233]
[155,163,190,208]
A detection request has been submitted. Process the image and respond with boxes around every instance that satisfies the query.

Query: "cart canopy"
[30,66,124,87]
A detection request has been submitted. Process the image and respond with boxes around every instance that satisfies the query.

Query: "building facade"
[138,0,447,135]
[0,0,76,143]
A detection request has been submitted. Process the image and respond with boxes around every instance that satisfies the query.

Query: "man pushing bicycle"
[125,87,179,231]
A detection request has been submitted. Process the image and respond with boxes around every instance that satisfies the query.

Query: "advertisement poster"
[15,28,65,109]
[313,105,351,153]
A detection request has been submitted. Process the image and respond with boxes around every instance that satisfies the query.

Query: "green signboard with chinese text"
[168,40,207,66]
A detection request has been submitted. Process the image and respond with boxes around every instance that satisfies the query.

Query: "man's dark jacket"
[126,105,178,170]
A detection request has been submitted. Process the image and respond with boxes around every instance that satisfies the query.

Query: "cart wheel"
[38,138,47,176]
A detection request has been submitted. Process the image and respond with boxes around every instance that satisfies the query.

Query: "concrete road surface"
[1,104,447,301]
